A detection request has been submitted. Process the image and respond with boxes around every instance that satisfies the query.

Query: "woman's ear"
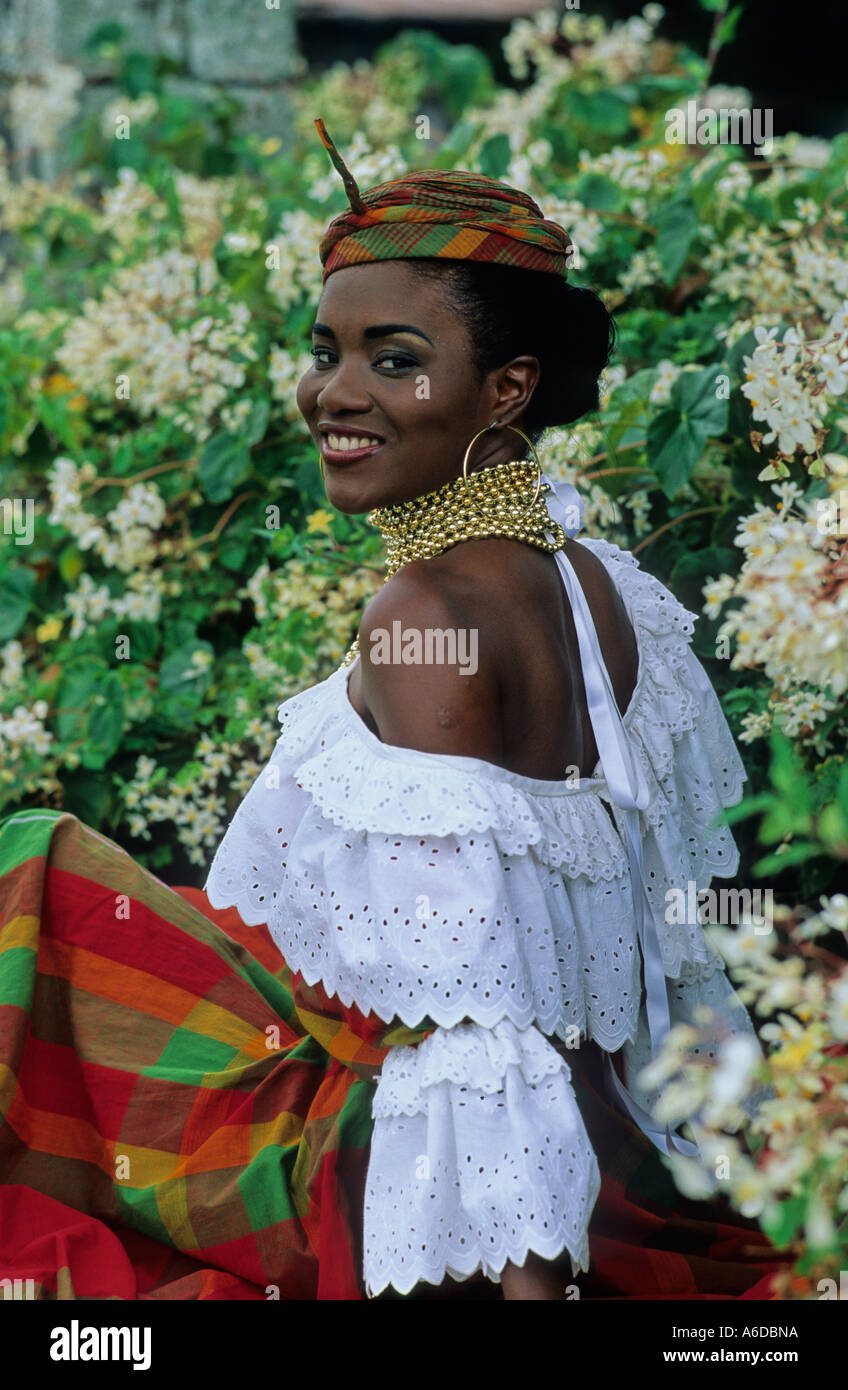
[489,355,541,425]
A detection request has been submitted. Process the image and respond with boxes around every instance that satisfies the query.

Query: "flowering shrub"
[1,3,846,1288]
[646,896,848,1295]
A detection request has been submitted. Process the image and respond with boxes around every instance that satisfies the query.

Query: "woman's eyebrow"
[363,323,434,345]
[310,321,433,346]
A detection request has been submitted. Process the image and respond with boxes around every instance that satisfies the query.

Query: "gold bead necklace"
[337,459,567,670]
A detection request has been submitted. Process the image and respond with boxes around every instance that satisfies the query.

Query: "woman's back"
[348,533,640,782]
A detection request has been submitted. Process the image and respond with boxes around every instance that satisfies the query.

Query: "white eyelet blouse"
[204,536,760,1298]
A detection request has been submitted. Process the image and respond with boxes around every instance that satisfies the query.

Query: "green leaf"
[606,367,657,410]
[159,643,214,695]
[670,546,737,613]
[717,4,744,47]
[753,843,822,876]
[58,545,85,585]
[60,769,114,828]
[478,134,511,180]
[243,398,270,447]
[654,198,699,285]
[83,673,125,769]
[219,540,248,572]
[84,21,127,53]
[198,432,250,503]
[769,731,809,800]
[121,619,159,663]
[647,368,729,496]
[761,1195,806,1249]
[817,802,848,851]
[434,119,476,167]
[440,43,492,118]
[646,413,698,495]
[56,658,124,767]
[568,90,631,137]
[574,172,624,211]
[122,50,157,98]
[722,792,774,825]
[0,568,35,641]
[37,393,81,450]
[57,662,99,742]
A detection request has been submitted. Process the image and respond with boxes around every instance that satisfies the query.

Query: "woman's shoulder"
[353,539,555,766]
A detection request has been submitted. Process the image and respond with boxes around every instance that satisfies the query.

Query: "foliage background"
[1,2,846,1294]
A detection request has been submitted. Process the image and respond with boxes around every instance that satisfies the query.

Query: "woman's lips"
[319,432,384,465]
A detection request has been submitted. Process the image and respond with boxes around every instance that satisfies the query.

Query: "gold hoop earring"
[461,421,542,519]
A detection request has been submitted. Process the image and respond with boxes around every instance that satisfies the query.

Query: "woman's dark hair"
[409,260,615,443]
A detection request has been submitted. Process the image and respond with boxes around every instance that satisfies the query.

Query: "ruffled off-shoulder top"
[205,538,758,1297]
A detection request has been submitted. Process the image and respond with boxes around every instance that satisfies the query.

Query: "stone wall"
[0,0,297,166]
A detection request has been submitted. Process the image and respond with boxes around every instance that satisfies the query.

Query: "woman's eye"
[374,352,417,371]
[308,346,416,371]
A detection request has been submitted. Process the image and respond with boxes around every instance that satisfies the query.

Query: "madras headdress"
[314,118,573,280]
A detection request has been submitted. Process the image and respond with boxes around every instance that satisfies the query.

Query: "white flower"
[666,1153,716,1201]
[788,137,832,169]
[10,63,83,152]
[806,1196,838,1249]
[828,968,848,1041]
[730,1164,772,1218]
[649,359,681,405]
[223,230,261,254]
[702,573,735,618]
[819,894,848,933]
[707,1034,762,1107]
[817,353,848,396]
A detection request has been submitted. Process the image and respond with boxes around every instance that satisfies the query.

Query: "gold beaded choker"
[338,459,567,669]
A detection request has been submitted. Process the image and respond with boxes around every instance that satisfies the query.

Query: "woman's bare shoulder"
[356,559,504,761]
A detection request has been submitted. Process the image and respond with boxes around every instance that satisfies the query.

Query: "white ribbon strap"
[542,473,697,1158]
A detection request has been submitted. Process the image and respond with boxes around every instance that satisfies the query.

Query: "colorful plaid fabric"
[0,809,789,1301]
[0,810,434,1301]
[315,121,573,281]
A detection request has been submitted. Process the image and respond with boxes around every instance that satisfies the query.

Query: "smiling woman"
[203,131,774,1299]
[0,128,781,1307]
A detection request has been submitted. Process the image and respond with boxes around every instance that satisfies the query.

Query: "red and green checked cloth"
[315,119,574,281]
[0,810,788,1300]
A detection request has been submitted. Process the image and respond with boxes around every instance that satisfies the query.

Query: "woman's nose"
[315,357,371,414]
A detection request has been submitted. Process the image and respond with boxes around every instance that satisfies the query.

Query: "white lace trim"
[372,1015,574,1117]
[207,801,643,1044]
[363,1019,600,1296]
[204,538,748,1037]
[290,707,629,875]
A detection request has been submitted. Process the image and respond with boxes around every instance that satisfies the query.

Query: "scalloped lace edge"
[363,1224,591,1298]
[372,1018,570,1117]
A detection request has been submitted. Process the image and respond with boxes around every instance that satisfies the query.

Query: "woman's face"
[296,260,537,514]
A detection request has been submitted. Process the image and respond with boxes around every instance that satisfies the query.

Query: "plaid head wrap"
[315,118,573,280]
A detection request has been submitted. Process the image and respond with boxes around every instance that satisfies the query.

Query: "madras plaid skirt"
[0,811,787,1300]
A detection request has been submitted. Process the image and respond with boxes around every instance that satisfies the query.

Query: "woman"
[0,131,779,1302]
[206,129,774,1300]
